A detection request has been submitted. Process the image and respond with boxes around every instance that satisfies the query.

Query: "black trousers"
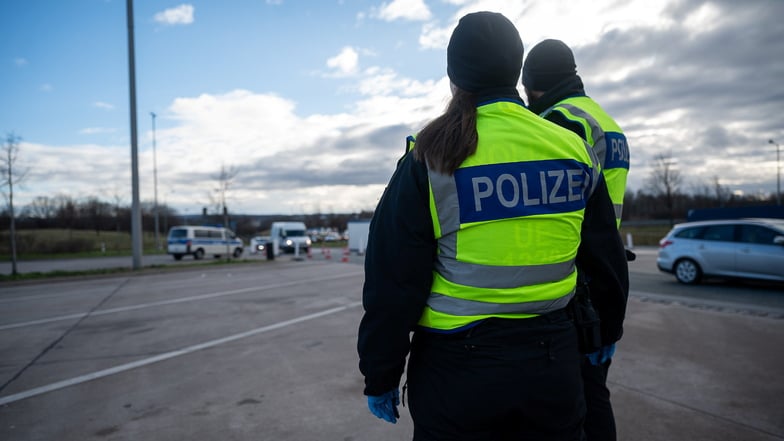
[406,310,585,441]
[581,358,615,441]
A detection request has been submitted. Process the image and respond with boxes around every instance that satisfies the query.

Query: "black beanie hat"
[447,11,524,93]
[522,39,577,92]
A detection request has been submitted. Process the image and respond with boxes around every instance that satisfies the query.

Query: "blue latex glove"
[367,389,400,424]
[586,344,616,366]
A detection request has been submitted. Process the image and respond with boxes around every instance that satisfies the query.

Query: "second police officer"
[523,38,632,441]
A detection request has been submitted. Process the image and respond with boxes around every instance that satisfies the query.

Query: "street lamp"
[127,0,142,270]
[770,139,781,206]
[151,112,160,249]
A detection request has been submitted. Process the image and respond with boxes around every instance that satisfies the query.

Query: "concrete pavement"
[0,256,781,440]
[611,297,783,440]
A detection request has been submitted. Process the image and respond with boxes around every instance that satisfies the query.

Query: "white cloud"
[147,90,361,212]
[683,2,722,33]
[76,59,447,214]
[356,67,442,99]
[374,0,432,21]
[418,21,452,49]
[416,0,673,51]
[14,57,27,67]
[9,0,784,213]
[93,101,114,110]
[326,46,359,76]
[79,127,116,135]
[154,4,194,26]
[40,83,53,92]
[17,141,131,205]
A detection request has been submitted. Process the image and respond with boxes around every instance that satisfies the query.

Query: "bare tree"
[214,164,239,259]
[25,195,57,219]
[646,152,683,226]
[111,189,125,232]
[710,176,731,206]
[53,194,77,234]
[206,191,222,218]
[214,164,239,220]
[1,133,29,275]
[82,196,112,235]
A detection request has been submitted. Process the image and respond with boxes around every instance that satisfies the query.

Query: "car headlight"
[306,238,312,246]
[285,239,293,246]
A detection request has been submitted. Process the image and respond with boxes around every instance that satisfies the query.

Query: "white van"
[347,220,371,254]
[167,225,244,260]
[269,221,311,254]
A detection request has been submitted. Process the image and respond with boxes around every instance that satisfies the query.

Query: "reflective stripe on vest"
[435,257,576,289]
[415,99,601,330]
[427,289,574,316]
[542,98,629,226]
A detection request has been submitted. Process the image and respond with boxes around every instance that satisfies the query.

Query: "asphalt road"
[626,248,784,316]
[4,247,782,314]
[0,246,369,275]
[0,249,782,440]
[0,250,270,275]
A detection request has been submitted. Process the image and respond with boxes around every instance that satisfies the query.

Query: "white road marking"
[0,271,363,331]
[0,301,362,406]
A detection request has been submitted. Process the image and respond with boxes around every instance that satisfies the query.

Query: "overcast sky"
[2,0,783,216]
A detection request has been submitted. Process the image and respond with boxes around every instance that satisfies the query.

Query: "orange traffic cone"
[341,247,350,263]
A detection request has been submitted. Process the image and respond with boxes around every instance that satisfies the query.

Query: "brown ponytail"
[413,88,478,175]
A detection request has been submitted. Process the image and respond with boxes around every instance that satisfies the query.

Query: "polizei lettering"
[472,169,585,211]
[604,132,630,170]
[455,159,592,223]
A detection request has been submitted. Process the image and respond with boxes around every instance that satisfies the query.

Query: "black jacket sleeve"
[544,103,628,345]
[576,176,629,344]
[545,111,587,142]
[357,151,436,396]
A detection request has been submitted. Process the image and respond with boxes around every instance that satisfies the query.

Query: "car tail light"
[659,239,673,248]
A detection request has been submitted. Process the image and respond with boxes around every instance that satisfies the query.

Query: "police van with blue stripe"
[167,225,244,260]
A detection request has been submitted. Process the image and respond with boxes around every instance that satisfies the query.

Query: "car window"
[701,225,735,242]
[739,225,778,245]
[674,227,704,239]
[169,228,187,238]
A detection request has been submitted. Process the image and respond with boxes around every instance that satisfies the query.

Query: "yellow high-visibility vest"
[542,96,629,227]
[413,99,601,331]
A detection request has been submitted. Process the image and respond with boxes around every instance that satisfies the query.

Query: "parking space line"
[0,312,91,331]
[0,301,362,406]
[0,271,363,331]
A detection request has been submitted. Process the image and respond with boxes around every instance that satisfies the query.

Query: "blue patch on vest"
[455,159,592,223]
[604,132,629,170]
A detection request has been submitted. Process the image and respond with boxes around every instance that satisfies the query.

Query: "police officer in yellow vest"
[523,39,631,441]
[358,12,628,440]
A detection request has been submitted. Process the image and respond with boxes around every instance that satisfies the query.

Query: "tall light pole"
[127,0,142,270]
[151,112,160,249]
[770,139,781,206]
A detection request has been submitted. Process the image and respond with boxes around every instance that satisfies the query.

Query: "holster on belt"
[568,275,602,354]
